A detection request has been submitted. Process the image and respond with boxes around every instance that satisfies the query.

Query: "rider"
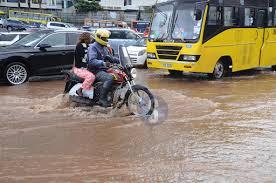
[87,29,119,107]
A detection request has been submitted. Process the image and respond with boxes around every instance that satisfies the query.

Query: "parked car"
[0,18,6,28]
[127,38,147,67]
[46,21,78,30]
[0,29,85,85]
[0,32,29,47]
[91,28,141,56]
[109,28,142,56]
[4,19,34,31]
[81,26,96,32]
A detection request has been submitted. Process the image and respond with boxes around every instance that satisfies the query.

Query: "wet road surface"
[1,69,276,182]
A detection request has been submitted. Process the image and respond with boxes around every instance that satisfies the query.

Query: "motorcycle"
[63,45,155,116]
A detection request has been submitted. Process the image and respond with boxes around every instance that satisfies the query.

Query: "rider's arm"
[87,46,105,68]
[111,56,120,64]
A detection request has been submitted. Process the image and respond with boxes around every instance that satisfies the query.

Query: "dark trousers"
[96,71,114,90]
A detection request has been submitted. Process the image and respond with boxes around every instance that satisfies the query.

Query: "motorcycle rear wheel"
[125,85,155,116]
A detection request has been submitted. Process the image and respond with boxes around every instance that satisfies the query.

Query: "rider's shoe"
[99,86,111,107]
[76,88,83,97]
[99,99,111,108]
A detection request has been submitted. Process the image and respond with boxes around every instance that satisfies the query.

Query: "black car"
[0,29,84,85]
[4,19,33,31]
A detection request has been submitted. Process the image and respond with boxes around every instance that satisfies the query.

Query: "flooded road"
[1,69,276,182]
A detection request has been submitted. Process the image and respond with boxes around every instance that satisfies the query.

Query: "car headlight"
[130,68,137,79]
[138,49,146,56]
[147,52,156,59]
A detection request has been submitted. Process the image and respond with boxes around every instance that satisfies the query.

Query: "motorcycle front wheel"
[125,85,155,116]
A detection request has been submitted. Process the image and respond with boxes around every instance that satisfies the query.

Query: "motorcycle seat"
[64,70,84,83]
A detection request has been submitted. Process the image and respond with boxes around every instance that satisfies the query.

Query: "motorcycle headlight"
[138,49,146,56]
[130,68,137,79]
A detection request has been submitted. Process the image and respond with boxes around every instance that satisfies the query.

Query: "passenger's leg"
[81,70,95,90]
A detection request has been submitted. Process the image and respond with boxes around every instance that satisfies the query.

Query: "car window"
[109,30,123,39]
[50,23,66,27]
[40,33,66,47]
[19,34,28,39]
[67,32,81,45]
[0,34,17,41]
[125,31,138,39]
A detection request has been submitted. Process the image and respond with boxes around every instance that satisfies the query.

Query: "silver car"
[91,28,141,56]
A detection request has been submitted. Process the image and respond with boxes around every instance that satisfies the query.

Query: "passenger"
[73,32,96,97]
[87,29,119,107]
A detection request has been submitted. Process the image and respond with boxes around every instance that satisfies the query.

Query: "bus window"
[204,6,223,42]
[224,7,240,27]
[274,9,276,26]
[244,8,255,26]
[207,6,222,25]
[224,7,234,26]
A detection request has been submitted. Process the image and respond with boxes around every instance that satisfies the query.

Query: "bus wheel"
[208,61,226,79]
[169,70,183,76]
[272,66,276,71]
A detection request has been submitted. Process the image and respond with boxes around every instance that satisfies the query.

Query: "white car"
[0,32,29,47]
[46,21,78,30]
[0,18,5,28]
[127,38,147,67]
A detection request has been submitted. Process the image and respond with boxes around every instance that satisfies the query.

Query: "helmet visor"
[101,37,108,42]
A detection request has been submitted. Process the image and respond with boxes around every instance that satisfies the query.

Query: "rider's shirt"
[87,42,116,73]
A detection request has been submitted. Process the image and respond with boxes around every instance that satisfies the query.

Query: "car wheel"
[143,60,148,69]
[5,62,29,85]
[208,61,226,79]
[168,70,183,76]
[7,26,12,31]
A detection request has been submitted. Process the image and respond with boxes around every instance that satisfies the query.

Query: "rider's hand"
[104,55,113,63]
[103,62,111,68]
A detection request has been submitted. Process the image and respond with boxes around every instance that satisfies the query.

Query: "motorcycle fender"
[69,83,94,99]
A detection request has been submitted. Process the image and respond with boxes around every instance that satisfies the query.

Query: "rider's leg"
[96,71,114,107]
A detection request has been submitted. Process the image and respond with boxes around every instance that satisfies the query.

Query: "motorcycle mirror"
[118,45,132,67]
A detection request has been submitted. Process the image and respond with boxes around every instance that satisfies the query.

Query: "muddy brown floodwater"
[1,69,276,182]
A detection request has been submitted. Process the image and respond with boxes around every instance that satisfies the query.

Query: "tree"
[74,0,102,13]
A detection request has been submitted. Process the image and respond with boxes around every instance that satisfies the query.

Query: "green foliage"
[74,0,102,13]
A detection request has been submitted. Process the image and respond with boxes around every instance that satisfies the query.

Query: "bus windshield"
[149,2,205,43]
[149,4,174,41]
[172,3,204,41]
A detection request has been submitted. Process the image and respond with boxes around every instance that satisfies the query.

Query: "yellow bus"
[9,10,60,26]
[147,0,276,79]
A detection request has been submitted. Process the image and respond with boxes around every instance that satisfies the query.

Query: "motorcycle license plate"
[163,63,172,68]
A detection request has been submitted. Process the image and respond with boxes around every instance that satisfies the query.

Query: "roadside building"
[0,0,63,10]
[99,0,168,10]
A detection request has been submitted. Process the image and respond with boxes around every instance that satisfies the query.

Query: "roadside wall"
[0,7,152,25]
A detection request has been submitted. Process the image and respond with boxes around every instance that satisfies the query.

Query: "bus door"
[260,8,276,67]
[236,8,265,70]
